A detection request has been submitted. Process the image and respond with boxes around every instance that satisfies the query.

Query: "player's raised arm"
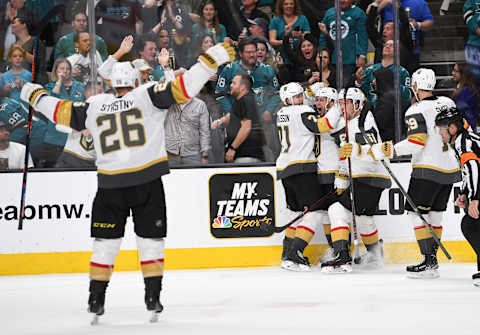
[147,43,235,109]
[20,83,88,131]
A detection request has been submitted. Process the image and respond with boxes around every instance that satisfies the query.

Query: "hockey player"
[393,68,461,279]
[20,42,235,321]
[276,82,342,271]
[435,107,480,287]
[312,85,341,263]
[321,88,391,273]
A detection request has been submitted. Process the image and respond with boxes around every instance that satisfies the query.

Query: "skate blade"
[280,260,311,272]
[149,311,160,323]
[321,264,352,274]
[473,279,480,287]
[90,315,100,326]
[406,270,440,279]
[318,256,336,264]
[354,260,384,269]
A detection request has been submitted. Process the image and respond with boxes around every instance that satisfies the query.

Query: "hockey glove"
[339,142,361,159]
[334,170,350,195]
[21,83,48,109]
[368,141,394,161]
[199,42,236,70]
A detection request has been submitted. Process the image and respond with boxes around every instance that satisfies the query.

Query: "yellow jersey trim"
[98,156,168,175]
[55,100,73,127]
[412,164,460,173]
[62,149,96,161]
[353,173,390,179]
[171,76,190,104]
[317,170,337,174]
[276,160,317,171]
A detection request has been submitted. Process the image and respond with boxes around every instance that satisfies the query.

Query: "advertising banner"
[209,172,275,239]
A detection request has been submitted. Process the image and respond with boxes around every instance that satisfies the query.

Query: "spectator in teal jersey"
[216,37,280,160]
[268,0,310,64]
[319,0,367,83]
[354,39,410,108]
[0,95,67,167]
[215,37,280,122]
[0,46,31,104]
[45,58,85,102]
[464,0,480,89]
[191,0,232,44]
[54,11,108,61]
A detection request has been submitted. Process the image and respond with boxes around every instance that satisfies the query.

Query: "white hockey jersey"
[276,104,341,180]
[331,108,391,189]
[395,96,461,184]
[316,104,341,184]
[31,76,194,188]
[62,132,96,162]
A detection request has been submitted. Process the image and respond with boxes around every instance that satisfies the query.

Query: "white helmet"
[316,87,338,104]
[346,87,366,111]
[110,62,141,88]
[304,82,323,106]
[411,68,436,91]
[310,82,325,98]
[279,82,304,105]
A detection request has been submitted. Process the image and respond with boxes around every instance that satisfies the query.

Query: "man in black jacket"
[366,1,415,73]
[211,73,265,163]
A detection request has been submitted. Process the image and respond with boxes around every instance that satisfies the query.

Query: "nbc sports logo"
[212,216,232,229]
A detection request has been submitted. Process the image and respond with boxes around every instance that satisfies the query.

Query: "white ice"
[1,264,480,335]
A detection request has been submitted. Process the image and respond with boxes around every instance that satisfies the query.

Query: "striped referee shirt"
[453,129,480,201]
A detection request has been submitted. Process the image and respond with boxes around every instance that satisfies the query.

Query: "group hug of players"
[275,68,480,286]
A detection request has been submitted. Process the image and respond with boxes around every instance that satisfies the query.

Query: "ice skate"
[406,254,439,279]
[321,250,352,273]
[88,292,105,326]
[354,240,383,269]
[318,247,336,264]
[281,250,311,272]
[146,295,164,323]
[473,272,480,287]
[144,276,164,323]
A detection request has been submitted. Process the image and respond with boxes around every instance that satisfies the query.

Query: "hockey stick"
[261,189,337,234]
[358,127,452,260]
[18,36,38,230]
[342,99,361,263]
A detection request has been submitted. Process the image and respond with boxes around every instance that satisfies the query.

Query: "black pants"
[461,215,480,271]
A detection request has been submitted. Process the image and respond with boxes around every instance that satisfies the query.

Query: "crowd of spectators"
[0,0,478,170]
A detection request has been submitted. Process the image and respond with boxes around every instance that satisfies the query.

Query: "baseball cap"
[247,18,268,35]
[132,58,153,72]
[0,120,10,131]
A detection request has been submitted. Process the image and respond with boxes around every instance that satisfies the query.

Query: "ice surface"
[1,264,479,335]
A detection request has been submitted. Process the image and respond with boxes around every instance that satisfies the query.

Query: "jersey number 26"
[97,109,146,155]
